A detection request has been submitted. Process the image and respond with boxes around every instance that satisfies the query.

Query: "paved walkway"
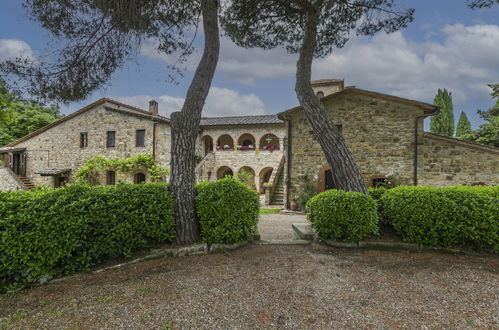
[258,213,308,240]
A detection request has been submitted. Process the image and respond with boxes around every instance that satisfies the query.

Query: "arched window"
[217,166,234,179]
[106,171,116,185]
[236,166,256,188]
[217,135,234,151]
[134,172,146,184]
[201,135,213,156]
[259,167,273,191]
[260,134,279,151]
[237,133,256,150]
[317,91,324,99]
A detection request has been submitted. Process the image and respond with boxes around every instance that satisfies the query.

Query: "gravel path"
[1,244,497,329]
[258,213,307,240]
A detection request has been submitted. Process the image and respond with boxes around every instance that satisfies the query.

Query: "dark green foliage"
[430,89,455,137]
[222,0,414,58]
[0,81,62,146]
[455,112,473,138]
[196,177,260,244]
[296,174,317,210]
[306,189,378,242]
[380,186,499,251]
[368,187,388,202]
[0,183,175,292]
[462,84,499,148]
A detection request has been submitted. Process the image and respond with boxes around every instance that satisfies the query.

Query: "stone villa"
[1,79,498,208]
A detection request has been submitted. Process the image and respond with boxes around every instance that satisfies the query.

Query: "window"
[106,131,116,148]
[107,171,116,185]
[80,132,88,148]
[317,91,324,99]
[372,178,387,188]
[134,172,146,184]
[136,129,145,147]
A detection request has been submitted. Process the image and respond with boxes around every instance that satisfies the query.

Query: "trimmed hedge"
[196,177,260,244]
[368,187,388,202]
[380,186,499,251]
[306,189,378,242]
[0,183,175,292]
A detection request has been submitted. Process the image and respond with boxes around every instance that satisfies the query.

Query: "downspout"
[413,108,439,186]
[152,122,157,162]
[283,117,292,209]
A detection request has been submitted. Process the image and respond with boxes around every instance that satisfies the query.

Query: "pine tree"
[455,112,472,138]
[430,89,455,137]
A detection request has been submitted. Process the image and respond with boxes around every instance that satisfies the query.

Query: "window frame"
[80,132,88,148]
[106,171,116,185]
[136,129,146,147]
[106,130,116,148]
[134,172,146,184]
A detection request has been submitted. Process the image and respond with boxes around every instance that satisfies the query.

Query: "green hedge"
[0,183,175,292]
[306,189,378,242]
[380,186,499,251]
[196,177,260,244]
[368,187,388,202]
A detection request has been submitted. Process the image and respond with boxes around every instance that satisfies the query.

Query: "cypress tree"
[430,89,455,137]
[455,112,473,138]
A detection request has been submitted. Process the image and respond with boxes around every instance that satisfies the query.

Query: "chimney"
[149,99,158,116]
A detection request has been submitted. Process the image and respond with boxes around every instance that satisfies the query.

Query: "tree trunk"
[295,8,367,193]
[170,0,220,245]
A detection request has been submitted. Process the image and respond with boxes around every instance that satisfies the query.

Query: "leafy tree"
[463,84,499,147]
[0,81,62,146]
[0,0,220,245]
[455,112,472,138]
[222,0,414,194]
[430,89,455,137]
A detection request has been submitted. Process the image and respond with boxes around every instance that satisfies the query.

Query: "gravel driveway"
[258,213,307,240]
[1,244,497,329]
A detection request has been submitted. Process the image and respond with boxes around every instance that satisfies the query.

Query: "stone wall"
[418,133,499,186]
[284,92,426,202]
[198,123,287,192]
[0,167,24,191]
[11,105,171,186]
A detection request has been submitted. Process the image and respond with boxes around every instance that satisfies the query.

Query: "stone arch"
[201,135,213,156]
[259,167,273,192]
[236,166,256,189]
[259,133,280,151]
[134,172,147,184]
[217,166,234,179]
[217,134,234,151]
[237,133,256,150]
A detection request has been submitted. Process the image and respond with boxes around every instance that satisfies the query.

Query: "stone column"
[279,138,284,151]
[255,143,260,155]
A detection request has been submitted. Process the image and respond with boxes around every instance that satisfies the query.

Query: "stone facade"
[0,168,24,191]
[197,123,287,192]
[418,133,499,186]
[1,99,170,187]
[1,81,497,210]
[281,90,430,202]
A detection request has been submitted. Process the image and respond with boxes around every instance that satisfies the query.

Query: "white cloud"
[313,24,499,104]
[111,87,265,117]
[0,39,35,62]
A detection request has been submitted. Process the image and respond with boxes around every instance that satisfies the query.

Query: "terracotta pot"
[290,200,298,211]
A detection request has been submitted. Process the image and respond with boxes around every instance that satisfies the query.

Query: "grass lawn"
[259,208,281,214]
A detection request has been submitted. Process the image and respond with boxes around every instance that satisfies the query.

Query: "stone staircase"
[18,176,35,190]
[270,169,285,206]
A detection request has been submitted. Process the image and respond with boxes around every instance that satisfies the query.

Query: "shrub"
[380,186,498,250]
[196,177,259,244]
[368,186,388,201]
[0,183,175,292]
[306,189,378,242]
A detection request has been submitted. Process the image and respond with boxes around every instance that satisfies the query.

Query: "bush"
[0,183,175,292]
[380,186,498,251]
[368,186,388,201]
[196,177,259,244]
[306,189,378,242]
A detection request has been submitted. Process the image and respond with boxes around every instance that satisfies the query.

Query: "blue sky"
[1,0,498,129]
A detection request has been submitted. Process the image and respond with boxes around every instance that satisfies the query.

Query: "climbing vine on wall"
[75,154,169,185]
